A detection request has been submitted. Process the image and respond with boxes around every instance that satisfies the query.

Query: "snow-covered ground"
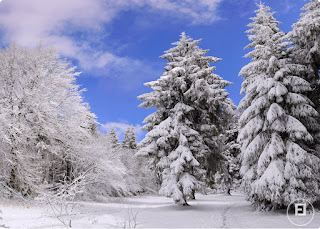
[1,193,319,228]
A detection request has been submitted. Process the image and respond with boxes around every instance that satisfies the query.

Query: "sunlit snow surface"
[1,193,319,228]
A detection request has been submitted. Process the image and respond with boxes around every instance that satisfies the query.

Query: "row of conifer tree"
[137,1,320,209]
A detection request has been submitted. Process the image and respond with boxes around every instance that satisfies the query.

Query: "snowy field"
[1,193,319,228]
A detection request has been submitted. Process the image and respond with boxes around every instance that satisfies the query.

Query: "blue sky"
[0,0,306,141]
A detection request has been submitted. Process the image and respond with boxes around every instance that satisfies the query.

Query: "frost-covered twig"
[0,181,29,205]
[122,206,139,229]
[114,198,140,229]
[44,166,94,227]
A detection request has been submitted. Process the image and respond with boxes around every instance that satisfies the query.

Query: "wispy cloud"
[0,0,223,79]
[0,0,225,141]
[141,0,223,24]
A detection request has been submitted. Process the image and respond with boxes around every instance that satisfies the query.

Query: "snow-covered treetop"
[161,32,221,64]
[244,2,285,59]
[291,0,320,41]
[238,3,288,108]
[107,127,120,148]
[139,32,235,120]
[288,0,320,69]
[122,125,137,149]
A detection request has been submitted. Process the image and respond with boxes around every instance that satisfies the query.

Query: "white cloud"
[100,122,145,141]
[0,0,224,140]
[0,0,223,78]
[0,0,123,74]
[141,0,222,24]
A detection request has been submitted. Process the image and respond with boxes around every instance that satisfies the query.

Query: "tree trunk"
[182,195,189,206]
[191,190,196,199]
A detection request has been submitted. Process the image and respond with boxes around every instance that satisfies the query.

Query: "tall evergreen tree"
[107,127,120,148]
[287,0,320,151]
[122,126,138,149]
[138,33,235,205]
[214,120,241,194]
[288,0,320,87]
[238,3,320,210]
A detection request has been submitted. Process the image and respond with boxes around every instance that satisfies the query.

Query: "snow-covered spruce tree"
[107,127,120,148]
[287,0,320,111]
[122,125,138,149]
[238,3,320,210]
[286,0,320,153]
[214,120,241,195]
[137,32,235,205]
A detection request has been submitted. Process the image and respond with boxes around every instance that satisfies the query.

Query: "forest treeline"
[0,44,155,202]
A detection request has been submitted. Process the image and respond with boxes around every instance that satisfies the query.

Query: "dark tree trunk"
[191,190,196,199]
[182,195,189,206]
